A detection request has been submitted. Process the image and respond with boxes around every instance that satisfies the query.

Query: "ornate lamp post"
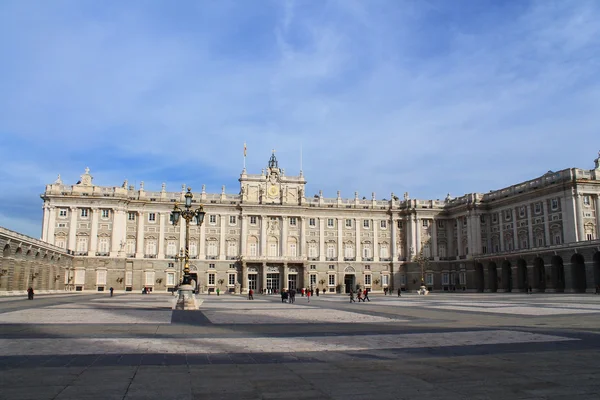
[412,240,431,290]
[171,188,205,309]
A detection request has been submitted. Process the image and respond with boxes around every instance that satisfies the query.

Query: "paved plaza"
[1,292,600,400]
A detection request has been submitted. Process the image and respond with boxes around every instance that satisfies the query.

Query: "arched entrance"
[488,262,498,292]
[533,257,546,292]
[570,254,587,293]
[594,252,600,289]
[501,260,512,292]
[475,263,484,292]
[551,256,565,292]
[344,266,356,293]
[516,259,528,292]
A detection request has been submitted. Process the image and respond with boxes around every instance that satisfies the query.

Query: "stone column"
[46,206,57,246]
[199,215,206,258]
[283,262,289,291]
[446,218,454,258]
[319,218,325,262]
[337,218,343,261]
[281,216,288,257]
[498,213,505,252]
[90,208,99,254]
[391,218,398,260]
[262,262,267,292]
[431,219,438,258]
[413,215,420,255]
[542,201,551,245]
[373,218,379,262]
[157,212,166,259]
[456,217,463,256]
[576,193,584,242]
[219,214,226,260]
[240,215,247,257]
[136,211,145,258]
[41,204,50,242]
[261,216,267,257]
[512,208,519,250]
[68,207,78,252]
[241,261,247,293]
[466,214,472,255]
[527,204,534,248]
[355,217,362,262]
[299,217,306,257]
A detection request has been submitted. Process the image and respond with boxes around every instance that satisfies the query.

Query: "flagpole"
[243,142,247,171]
[300,144,303,174]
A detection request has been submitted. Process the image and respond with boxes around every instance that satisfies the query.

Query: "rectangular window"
[145,271,155,286]
[326,244,335,258]
[422,219,429,227]
[228,273,236,285]
[437,220,444,228]
[426,273,433,286]
[208,273,215,285]
[308,244,317,257]
[128,212,136,221]
[328,265,335,270]
[587,233,593,241]
[209,263,215,269]
[327,218,334,228]
[209,215,217,224]
[364,274,371,285]
[535,203,542,214]
[289,243,297,256]
[77,237,88,252]
[363,220,370,228]
[380,220,387,229]
[537,237,544,247]
[310,274,317,285]
[96,270,107,285]
[249,243,257,256]
[551,199,559,210]
[250,216,257,225]
[80,209,88,218]
[504,210,511,221]
[364,265,371,270]
[583,195,590,206]
[492,214,498,223]
[167,273,175,286]
[98,238,109,253]
[519,207,525,218]
[554,235,561,244]
[482,246,487,254]
[345,219,352,228]
[397,221,403,229]
[55,239,66,249]
[400,274,406,285]
[463,218,467,226]
[459,272,466,285]
[381,275,389,286]
[148,213,156,222]
[59,209,67,218]
[310,265,316,270]
[309,218,316,227]
[328,274,335,286]
[480,215,486,224]
[290,217,297,226]
[442,273,449,285]
[125,271,132,286]
[101,209,110,219]
[229,215,236,224]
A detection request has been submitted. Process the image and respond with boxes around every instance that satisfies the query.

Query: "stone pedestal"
[172,284,203,310]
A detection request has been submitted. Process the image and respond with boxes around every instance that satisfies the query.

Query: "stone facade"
[21,151,600,294]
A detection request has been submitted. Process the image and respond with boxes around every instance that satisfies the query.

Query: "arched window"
[362,242,371,259]
[98,237,109,253]
[189,241,197,256]
[326,243,336,258]
[288,238,297,257]
[308,242,318,257]
[227,241,238,257]
[248,236,258,257]
[166,240,177,256]
[268,237,278,257]
[207,240,218,256]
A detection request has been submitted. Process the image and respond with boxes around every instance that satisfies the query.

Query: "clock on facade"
[268,185,279,197]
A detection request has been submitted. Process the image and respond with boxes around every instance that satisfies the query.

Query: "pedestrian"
[316,288,320,296]
[384,287,388,296]
[349,291,355,303]
[248,288,254,300]
[289,289,296,303]
[307,288,311,303]
[397,288,401,297]
[363,288,370,302]
[357,290,363,302]
[109,287,114,297]
[528,285,533,294]
[301,288,305,297]
[27,287,34,300]
[281,289,287,303]
[216,288,220,296]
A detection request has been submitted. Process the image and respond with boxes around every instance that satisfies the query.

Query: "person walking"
[316,288,319,296]
[397,288,402,297]
[109,287,114,297]
[306,288,311,303]
[357,290,363,302]
[384,287,388,296]
[216,288,220,296]
[281,289,287,303]
[289,289,296,303]
[349,291,355,303]
[363,288,370,302]
[248,288,254,300]
[27,287,34,300]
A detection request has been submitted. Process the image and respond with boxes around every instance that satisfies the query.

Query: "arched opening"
[15,247,23,259]
[516,259,528,292]
[475,263,484,292]
[2,244,10,257]
[488,262,498,292]
[533,257,546,292]
[594,252,600,290]
[570,254,587,293]
[501,261,512,292]
[551,256,565,292]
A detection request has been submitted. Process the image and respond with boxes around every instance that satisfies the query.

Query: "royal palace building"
[21,151,600,294]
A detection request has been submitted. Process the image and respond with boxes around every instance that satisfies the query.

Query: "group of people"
[383,287,403,297]
[280,288,298,303]
[349,289,371,303]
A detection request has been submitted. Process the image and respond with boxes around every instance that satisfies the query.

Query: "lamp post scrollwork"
[170,188,205,286]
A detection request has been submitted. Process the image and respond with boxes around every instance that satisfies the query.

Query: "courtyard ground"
[1,292,599,400]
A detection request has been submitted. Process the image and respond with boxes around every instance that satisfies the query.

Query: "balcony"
[95,252,109,257]
[226,256,237,260]
[145,254,157,259]
[344,257,356,261]
[326,257,338,261]
[126,253,135,258]
[363,257,374,262]
[75,251,88,256]
[380,257,392,262]
[206,256,218,260]
[307,257,319,261]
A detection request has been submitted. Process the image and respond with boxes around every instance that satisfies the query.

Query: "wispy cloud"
[1,0,599,237]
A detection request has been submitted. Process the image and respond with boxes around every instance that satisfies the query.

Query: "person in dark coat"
[27,287,34,300]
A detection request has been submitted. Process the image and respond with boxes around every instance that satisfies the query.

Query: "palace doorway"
[266,273,280,292]
[288,274,298,290]
[344,274,355,293]
[248,274,258,291]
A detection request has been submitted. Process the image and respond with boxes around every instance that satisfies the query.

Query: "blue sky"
[1,0,599,239]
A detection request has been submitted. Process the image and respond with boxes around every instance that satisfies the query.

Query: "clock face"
[268,185,279,197]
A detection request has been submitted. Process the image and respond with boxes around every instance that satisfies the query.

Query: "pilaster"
[373,218,379,262]
[199,215,206,257]
[512,208,518,250]
[431,218,438,258]
[456,217,463,256]
[219,214,226,260]
[42,205,50,242]
[260,216,267,257]
[542,201,551,245]
[68,207,78,252]
[355,217,362,262]
[281,216,288,257]
[527,204,534,248]
[300,217,306,257]
[337,218,343,261]
[498,213,505,252]
[46,207,57,246]
[596,195,600,235]
[319,218,325,262]
[240,215,248,256]
[136,211,145,258]
[90,207,99,254]
[576,193,584,242]
[157,212,166,259]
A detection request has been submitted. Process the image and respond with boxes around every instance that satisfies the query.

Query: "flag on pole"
[244,142,247,157]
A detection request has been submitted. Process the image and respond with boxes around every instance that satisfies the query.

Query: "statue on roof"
[54,174,63,185]
[268,149,279,170]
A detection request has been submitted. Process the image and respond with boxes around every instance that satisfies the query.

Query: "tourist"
[216,288,220,296]
[306,288,311,303]
[248,289,254,300]
[109,287,114,297]
[27,287,34,300]
[281,289,288,303]
[384,287,388,295]
[316,288,319,296]
[289,289,296,303]
[357,290,363,302]
[349,291,355,303]
[397,288,401,297]
[301,288,305,297]
[363,288,370,302]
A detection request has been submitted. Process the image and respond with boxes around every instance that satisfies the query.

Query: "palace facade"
[34,152,600,294]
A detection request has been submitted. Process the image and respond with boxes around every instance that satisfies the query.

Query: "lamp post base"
[173,284,203,310]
